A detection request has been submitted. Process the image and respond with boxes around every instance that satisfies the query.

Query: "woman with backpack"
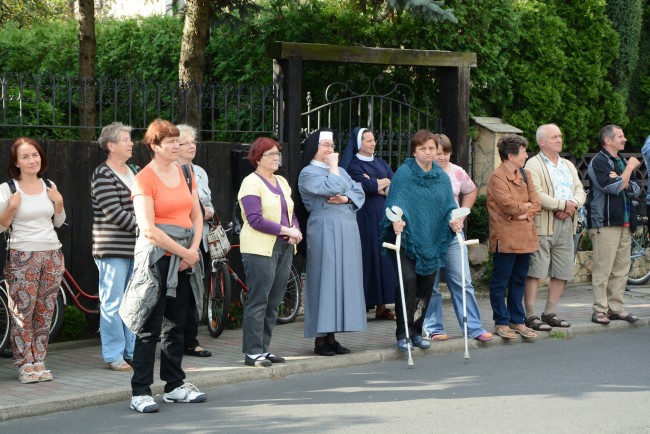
[0,137,66,383]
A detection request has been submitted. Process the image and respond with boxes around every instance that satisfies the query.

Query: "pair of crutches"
[383,206,478,367]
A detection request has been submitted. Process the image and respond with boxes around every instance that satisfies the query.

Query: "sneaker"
[411,335,431,349]
[130,395,160,413]
[163,383,207,403]
[396,339,411,352]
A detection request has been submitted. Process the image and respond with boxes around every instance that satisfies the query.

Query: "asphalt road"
[2,328,649,433]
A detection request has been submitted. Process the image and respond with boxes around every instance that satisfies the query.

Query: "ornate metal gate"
[301,75,442,168]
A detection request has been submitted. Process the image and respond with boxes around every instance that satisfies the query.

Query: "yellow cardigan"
[237,173,295,257]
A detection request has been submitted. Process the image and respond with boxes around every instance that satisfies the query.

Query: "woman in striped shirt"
[90,122,138,372]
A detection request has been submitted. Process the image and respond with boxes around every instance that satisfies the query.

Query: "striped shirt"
[91,162,138,258]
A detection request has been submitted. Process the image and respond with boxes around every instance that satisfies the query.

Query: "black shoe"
[329,341,350,354]
[245,355,272,367]
[265,353,286,363]
[314,342,336,356]
[184,347,212,357]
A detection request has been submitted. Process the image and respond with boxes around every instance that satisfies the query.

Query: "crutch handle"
[462,239,479,246]
[382,242,398,251]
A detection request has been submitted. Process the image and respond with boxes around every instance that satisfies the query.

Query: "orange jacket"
[487,163,541,254]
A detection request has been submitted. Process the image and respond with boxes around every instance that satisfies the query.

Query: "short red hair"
[142,119,180,156]
[247,137,281,168]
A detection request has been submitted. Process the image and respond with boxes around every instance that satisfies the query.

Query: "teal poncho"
[380,157,457,275]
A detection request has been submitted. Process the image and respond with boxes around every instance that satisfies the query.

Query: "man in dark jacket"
[586,124,641,325]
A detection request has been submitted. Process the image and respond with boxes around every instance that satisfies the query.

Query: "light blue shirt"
[540,152,575,203]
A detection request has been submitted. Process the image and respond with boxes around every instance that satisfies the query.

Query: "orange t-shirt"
[132,164,195,228]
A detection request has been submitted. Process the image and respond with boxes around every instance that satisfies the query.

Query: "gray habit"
[298,163,368,338]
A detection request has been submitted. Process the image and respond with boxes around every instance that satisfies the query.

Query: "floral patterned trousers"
[5,249,64,366]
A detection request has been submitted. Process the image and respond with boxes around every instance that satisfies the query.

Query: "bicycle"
[0,268,99,352]
[203,205,303,338]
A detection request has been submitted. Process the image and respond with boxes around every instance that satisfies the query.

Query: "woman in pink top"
[422,134,493,342]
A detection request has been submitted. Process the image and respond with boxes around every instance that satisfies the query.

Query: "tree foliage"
[605,0,643,109]
[0,0,646,153]
[501,0,623,156]
[0,0,72,28]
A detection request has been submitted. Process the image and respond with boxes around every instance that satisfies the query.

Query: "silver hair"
[176,124,197,141]
[535,123,559,144]
[98,122,133,152]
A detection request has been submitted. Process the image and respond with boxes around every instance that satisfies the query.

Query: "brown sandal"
[510,323,537,338]
[494,325,517,339]
[375,308,396,321]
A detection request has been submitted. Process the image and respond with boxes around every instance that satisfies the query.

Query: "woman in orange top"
[126,119,207,413]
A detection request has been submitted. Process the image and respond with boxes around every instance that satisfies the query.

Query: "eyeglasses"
[319,143,336,150]
[262,151,282,158]
[179,141,196,147]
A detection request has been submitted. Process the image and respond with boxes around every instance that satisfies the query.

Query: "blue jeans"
[489,252,530,326]
[423,233,487,339]
[95,257,135,363]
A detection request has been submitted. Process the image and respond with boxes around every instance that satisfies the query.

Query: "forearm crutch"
[382,206,414,368]
[451,208,479,359]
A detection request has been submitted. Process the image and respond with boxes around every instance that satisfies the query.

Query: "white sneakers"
[131,383,207,412]
[130,395,160,413]
[162,383,207,403]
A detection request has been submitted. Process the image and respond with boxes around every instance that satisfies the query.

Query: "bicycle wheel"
[207,262,231,338]
[0,282,10,352]
[628,224,650,285]
[276,265,301,324]
[48,291,65,342]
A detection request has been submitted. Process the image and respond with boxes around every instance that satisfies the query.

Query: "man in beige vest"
[524,124,586,330]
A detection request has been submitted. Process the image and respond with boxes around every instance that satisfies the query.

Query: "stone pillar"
[471,117,523,196]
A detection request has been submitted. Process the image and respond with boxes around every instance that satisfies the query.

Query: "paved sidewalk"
[1,284,649,421]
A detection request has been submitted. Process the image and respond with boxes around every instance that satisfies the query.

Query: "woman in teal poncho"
[380,130,462,352]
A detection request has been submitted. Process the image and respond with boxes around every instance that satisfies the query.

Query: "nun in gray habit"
[295,128,367,356]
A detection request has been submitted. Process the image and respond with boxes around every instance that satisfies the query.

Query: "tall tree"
[606,0,643,111]
[178,0,260,135]
[178,0,211,132]
[77,0,96,140]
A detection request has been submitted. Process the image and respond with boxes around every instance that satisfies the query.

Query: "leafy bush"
[53,306,90,342]
[501,0,624,157]
[467,194,489,243]
[227,301,244,329]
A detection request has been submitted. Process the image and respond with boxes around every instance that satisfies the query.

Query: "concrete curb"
[1,318,647,422]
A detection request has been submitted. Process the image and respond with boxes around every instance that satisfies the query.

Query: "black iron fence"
[0,73,278,142]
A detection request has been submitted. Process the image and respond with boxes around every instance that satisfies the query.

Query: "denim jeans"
[95,257,135,363]
[489,252,530,325]
[422,233,487,339]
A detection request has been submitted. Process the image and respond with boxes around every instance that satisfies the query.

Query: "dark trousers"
[489,252,530,326]
[131,256,192,396]
[241,238,293,355]
[182,248,209,350]
[393,252,436,341]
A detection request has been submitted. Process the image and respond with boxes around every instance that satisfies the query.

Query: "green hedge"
[0,0,647,151]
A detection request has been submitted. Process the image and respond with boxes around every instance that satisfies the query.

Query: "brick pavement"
[1,284,649,421]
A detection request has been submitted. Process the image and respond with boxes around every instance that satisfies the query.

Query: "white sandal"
[34,362,53,382]
[18,363,40,384]
[106,360,132,371]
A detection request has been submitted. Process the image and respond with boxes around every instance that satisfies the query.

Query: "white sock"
[246,353,263,359]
